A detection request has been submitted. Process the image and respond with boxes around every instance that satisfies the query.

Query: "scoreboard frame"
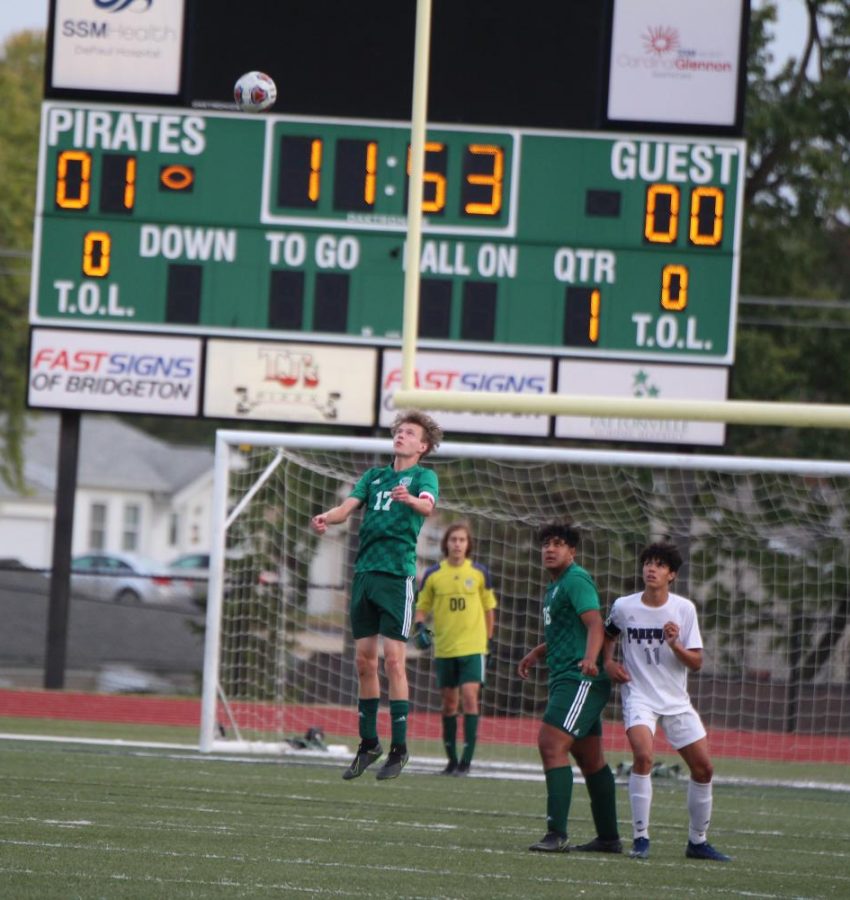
[31,101,746,365]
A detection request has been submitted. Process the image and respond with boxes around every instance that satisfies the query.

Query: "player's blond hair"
[390,409,443,456]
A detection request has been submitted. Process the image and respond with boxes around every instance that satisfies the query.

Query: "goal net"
[200,432,850,769]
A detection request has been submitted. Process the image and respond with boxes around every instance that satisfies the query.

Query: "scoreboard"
[33,102,744,362]
[31,0,750,438]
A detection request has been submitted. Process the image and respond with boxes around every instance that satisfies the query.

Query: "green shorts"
[435,654,486,689]
[542,678,611,739]
[350,571,415,641]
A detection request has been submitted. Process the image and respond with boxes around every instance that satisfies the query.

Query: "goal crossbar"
[392,389,850,429]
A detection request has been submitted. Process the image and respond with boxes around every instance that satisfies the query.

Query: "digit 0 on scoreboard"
[54,150,195,214]
[644,184,725,247]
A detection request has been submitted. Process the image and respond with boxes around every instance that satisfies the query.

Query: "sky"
[0,1,811,74]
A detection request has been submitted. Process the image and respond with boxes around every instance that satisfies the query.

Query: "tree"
[730,0,850,457]
[0,32,43,490]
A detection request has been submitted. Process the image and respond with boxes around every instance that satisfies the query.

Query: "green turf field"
[1,737,848,899]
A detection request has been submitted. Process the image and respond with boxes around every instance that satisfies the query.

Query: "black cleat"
[440,759,458,775]
[342,742,382,780]
[529,831,569,852]
[572,836,623,853]
[375,747,409,780]
[454,760,471,776]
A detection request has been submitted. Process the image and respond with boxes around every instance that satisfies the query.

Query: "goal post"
[199,431,850,767]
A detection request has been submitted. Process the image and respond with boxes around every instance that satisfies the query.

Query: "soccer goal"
[200,431,850,768]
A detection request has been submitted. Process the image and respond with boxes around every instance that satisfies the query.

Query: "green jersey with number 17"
[350,464,439,576]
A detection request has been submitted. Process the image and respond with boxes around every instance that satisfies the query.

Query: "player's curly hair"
[441,521,473,557]
[639,542,683,572]
[537,522,580,547]
[391,409,443,456]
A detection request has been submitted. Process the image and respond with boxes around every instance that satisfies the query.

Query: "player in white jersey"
[604,542,732,863]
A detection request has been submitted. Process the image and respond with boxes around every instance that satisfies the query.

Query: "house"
[0,414,214,568]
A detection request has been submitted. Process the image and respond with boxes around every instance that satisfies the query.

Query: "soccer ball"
[233,71,277,112]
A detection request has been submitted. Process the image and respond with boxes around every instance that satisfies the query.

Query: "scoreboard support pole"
[400,0,433,394]
[391,387,850,429]
[44,410,81,689]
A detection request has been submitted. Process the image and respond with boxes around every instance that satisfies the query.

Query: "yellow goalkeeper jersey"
[416,559,497,658]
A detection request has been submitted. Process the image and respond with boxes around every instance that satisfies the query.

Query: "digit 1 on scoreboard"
[333,138,378,211]
[563,286,601,347]
[277,135,323,208]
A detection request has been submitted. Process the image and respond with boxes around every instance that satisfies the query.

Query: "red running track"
[1,689,847,764]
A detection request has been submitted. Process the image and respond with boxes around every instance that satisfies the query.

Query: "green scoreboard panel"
[32,101,744,363]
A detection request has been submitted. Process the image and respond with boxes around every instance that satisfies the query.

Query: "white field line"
[1,732,848,793]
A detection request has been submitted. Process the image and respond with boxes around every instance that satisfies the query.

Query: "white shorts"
[623,703,707,750]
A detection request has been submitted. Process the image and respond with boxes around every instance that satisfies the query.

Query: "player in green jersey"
[518,523,621,853]
[414,522,498,775]
[311,410,443,781]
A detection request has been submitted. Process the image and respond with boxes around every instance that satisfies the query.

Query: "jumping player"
[311,409,442,780]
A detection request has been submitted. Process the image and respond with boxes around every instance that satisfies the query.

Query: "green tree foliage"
[687,470,850,715]
[731,1,850,457]
[0,32,43,489]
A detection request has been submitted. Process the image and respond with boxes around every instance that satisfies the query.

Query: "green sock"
[545,765,573,837]
[358,698,379,742]
[442,715,458,763]
[585,764,619,840]
[461,713,479,765]
[389,700,409,748]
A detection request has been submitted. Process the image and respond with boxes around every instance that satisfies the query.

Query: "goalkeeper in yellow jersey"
[413,522,497,775]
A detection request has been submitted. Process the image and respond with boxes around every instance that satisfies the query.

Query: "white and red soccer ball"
[233,71,277,112]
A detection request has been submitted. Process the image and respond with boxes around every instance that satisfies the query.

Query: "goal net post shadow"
[200,431,850,767]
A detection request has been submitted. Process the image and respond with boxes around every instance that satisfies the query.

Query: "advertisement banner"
[204,339,377,426]
[608,0,743,126]
[28,328,201,415]
[380,350,552,437]
[51,0,186,94]
[555,360,728,445]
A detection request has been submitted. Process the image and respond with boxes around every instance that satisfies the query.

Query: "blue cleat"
[629,837,650,859]
[686,840,732,862]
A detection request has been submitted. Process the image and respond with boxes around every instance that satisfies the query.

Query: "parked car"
[70,552,193,605]
[168,552,210,603]
[0,558,48,597]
